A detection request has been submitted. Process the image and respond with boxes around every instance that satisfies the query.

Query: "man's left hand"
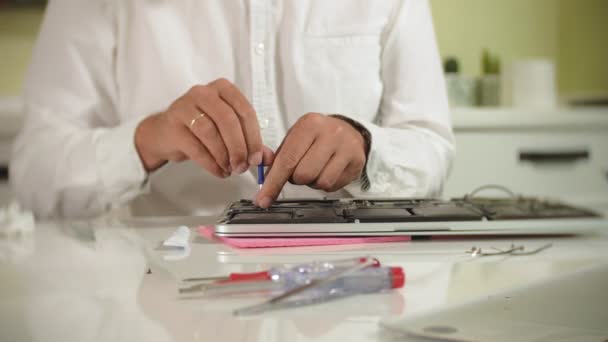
[255,113,367,208]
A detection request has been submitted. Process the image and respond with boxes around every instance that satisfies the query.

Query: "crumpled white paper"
[0,202,35,236]
[0,202,36,262]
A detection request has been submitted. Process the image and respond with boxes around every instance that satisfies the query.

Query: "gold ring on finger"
[189,112,206,129]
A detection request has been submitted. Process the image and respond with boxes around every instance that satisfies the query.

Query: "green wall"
[0,7,44,96]
[430,0,559,76]
[430,0,608,98]
[558,0,608,97]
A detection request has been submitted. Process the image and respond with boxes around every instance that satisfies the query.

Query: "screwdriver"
[234,265,405,315]
[258,163,264,190]
[180,264,403,298]
[182,257,380,284]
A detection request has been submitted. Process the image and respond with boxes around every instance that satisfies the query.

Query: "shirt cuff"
[349,119,454,197]
[350,120,380,193]
[329,114,372,190]
[93,117,149,207]
[344,119,418,196]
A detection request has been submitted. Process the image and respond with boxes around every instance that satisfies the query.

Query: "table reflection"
[0,221,173,342]
[1,218,607,342]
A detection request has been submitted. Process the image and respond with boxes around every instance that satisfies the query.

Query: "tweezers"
[467,243,553,257]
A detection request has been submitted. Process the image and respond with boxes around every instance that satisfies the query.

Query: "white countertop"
[1,214,608,342]
[452,106,608,131]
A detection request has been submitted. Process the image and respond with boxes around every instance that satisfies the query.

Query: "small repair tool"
[233,258,404,316]
[466,243,553,257]
[179,257,382,294]
[175,256,405,316]
[180,265,401,297]
[257,163,264,189]
[182,257,380,283]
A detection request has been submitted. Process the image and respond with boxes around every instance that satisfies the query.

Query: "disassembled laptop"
[218,197,599,225]
[215,184,604,237]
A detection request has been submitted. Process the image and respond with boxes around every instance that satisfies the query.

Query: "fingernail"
[235,162,249,174]
[222,171,231,178]
[259,196,272,208]
[248,151,263,166]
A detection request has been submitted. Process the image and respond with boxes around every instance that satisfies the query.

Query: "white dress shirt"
[11,0,454,218]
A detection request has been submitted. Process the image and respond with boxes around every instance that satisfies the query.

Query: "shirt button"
[259,118,269,129]
[254,42,265,55]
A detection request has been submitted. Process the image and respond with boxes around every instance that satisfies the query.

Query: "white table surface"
[451,107,608,131]
[1,214,608,342]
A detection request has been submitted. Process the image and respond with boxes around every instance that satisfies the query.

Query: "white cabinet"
[445,108,608,206]
[0,184,10,207]
[0,148,13,207]
[0,96,23,207]
[0,141,10,206]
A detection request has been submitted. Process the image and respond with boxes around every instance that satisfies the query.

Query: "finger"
[313,154,350,193]
[290,137,336,186]
[188,109,231,173]
[331,162,364,191]
[317,143,366,191]
[176,127,228,179]
[209,78,263,166]
[262,145,275,167]
[256,129,317,208]
[168,152,188,162]
[188,85,249,173]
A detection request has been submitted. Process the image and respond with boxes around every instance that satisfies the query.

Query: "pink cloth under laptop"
[198,226,411,249]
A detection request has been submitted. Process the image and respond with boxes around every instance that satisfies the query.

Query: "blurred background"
[433,0,608,103]
[1,0,607,208]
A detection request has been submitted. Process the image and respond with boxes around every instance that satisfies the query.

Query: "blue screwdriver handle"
[257,163,265,188]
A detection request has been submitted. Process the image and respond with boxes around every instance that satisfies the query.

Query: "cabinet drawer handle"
[519,149,589,164]
[0,165,8,181]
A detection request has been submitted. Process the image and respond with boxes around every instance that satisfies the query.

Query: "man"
[10,0,454,218]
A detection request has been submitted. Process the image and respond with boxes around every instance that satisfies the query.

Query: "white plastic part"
[161,226,191,261]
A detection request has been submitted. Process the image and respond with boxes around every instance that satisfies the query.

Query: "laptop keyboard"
[218,198,600,224]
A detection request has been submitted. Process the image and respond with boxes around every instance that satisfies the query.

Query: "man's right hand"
[135,78,272,177]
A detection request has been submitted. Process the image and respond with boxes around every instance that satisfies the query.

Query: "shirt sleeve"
[10,0,148,218]
[344,0,455,198]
